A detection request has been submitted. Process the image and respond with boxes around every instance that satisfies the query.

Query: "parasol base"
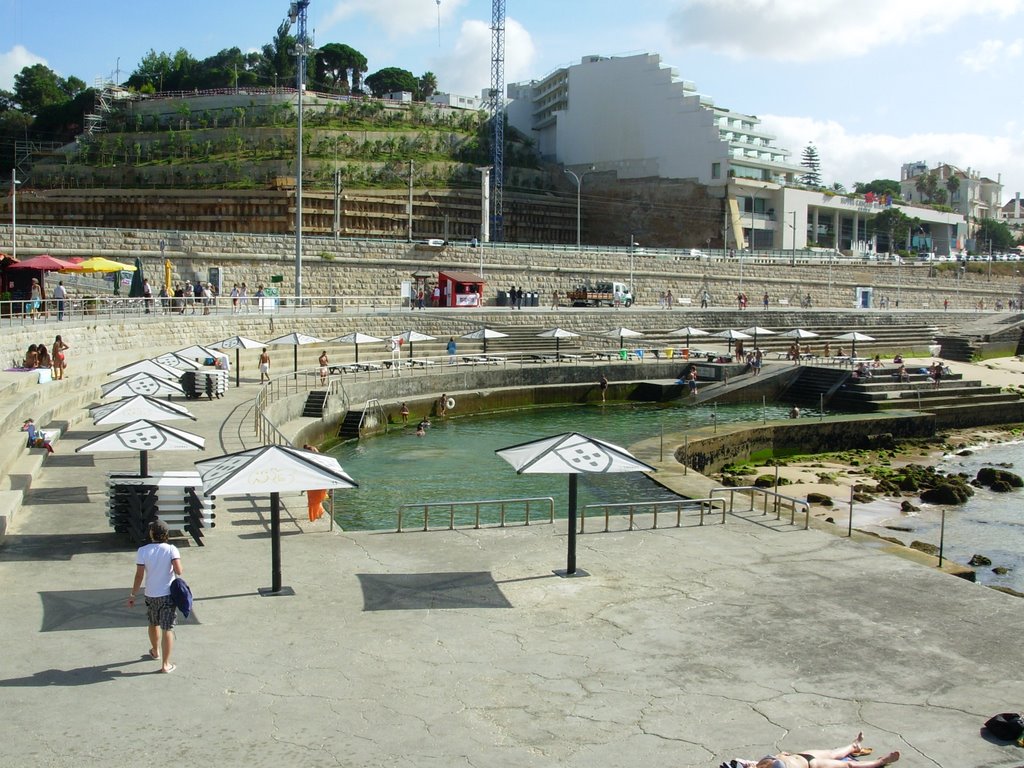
[258,586,296,597]
[552,568,590,579]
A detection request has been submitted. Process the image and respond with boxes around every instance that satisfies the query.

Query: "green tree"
[13,64,81,114]
[416,71,438,101]
[975,218,1016,252]
[261,20,296,86]
[853,179,901,198]
[869,207,918,253]
[127,48,199,92]
[945,174,961,204]
[800,143,821,186]
[364,67,418,98]
[314,43,368,93]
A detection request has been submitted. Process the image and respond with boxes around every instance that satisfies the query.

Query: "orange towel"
[307,489,328,521]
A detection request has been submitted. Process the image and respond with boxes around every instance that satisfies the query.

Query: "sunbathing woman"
[23,344,39,368]
[750,732,899,768]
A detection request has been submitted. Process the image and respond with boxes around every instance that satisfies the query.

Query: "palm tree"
[914,174,929,202]
[946,174,961,206]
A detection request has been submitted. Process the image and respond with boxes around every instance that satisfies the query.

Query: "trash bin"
[497,290,508,307]
[618,349,628,360]
[530,291,539,307]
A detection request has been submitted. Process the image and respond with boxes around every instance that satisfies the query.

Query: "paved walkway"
[0,366,1022,768]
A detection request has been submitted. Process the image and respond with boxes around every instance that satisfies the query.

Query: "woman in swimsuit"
[52,335,69,380]
[752,732,899,768]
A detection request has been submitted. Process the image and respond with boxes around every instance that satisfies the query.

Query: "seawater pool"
[326,401,794,530]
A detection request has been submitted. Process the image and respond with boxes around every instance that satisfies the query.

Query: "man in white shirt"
[128,520,183,673]
[53,281,67,321]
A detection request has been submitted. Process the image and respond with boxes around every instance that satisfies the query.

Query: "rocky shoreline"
[713,418,1024,597]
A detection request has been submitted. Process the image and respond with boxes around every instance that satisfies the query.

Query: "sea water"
[327,401,793,532]
[859,441,1024,594]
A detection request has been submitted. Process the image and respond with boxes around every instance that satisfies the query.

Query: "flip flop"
[159,664,176,674]
[851,746,874,757]
[146,649,159,659]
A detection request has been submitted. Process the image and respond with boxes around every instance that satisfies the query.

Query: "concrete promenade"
[1,355,1023,767]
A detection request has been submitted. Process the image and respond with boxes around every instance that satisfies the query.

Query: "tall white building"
[507,52,965,255]
[507,53,802,186]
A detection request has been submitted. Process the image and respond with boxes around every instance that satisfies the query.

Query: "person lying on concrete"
[721,732,899,768]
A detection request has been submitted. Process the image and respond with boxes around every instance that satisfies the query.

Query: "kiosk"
[438,271,485,308]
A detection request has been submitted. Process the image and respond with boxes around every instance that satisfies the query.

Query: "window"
[711,162,721,179]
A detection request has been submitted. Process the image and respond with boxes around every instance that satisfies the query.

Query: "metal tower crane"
[289,0,313,298]
[489,0,506,241]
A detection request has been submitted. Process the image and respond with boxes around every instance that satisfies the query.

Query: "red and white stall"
[438,271,485,308]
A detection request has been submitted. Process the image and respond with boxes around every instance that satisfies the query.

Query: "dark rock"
[956,449,974,456]
[900,500,920,512]
[885,525,913,532]
[993,566,1011,575]
[977,466,1023,490]
[824,516,835,524]
[866,433,896,449]
[910,540,940,556]
[754,474,777,488]
[968,554,992,566]
[807,492,833,506]
[920,482,972,505]
[992,480,1014,493]
[898,476,919,492]
[852,492,875,503]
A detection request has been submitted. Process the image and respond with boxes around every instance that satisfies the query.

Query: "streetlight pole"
[629,234,638,291]
[564,166,594,252]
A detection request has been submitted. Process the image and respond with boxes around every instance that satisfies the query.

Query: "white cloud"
[0,45,47,91]
[320,0,469,39]
[669,0,1023,61]
[430,17,535,98]
[959,38,1024,72]
[761,113,1024,199]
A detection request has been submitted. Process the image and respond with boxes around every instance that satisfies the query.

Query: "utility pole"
[407,160,414,242]
[333,169,342,241]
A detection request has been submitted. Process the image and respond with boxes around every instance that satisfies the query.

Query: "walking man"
[258,348,271,382]
[53,280,67,320]
[127,519,182,673]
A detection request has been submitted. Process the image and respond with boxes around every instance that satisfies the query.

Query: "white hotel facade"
[507,53,965,255]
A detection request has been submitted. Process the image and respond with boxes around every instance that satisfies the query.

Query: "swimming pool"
[326,401,794,530]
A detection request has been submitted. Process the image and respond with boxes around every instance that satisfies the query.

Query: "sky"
[3,0,1024,202]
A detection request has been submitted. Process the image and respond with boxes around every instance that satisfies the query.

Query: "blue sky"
[3,0,1024,201]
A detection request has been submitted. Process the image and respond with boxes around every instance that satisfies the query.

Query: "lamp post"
[629,234,639,291]
[564,166,594,252]
[10,169,19,261]
[748,194,757,256]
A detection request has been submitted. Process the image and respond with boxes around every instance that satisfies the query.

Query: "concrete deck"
[1,367,1022,768]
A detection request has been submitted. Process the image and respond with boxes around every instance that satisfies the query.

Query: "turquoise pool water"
[326,402,794,530]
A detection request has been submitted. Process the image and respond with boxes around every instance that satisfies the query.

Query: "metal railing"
[253,369,346,445]
[359,399,388,434]
[396,496,555,532]
[710,485,810,529]
[579,497,727,532]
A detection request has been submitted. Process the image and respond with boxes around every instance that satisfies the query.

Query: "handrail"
[709,485,810,529]
[253,368,345,446]
[580,497,727,532]
[396,496,555,532]
[360,398,388,434]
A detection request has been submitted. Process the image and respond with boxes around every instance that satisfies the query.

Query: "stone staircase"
[829,369,1022,413]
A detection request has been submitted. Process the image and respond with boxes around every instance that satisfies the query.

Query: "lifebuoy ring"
[445,397,456,411]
